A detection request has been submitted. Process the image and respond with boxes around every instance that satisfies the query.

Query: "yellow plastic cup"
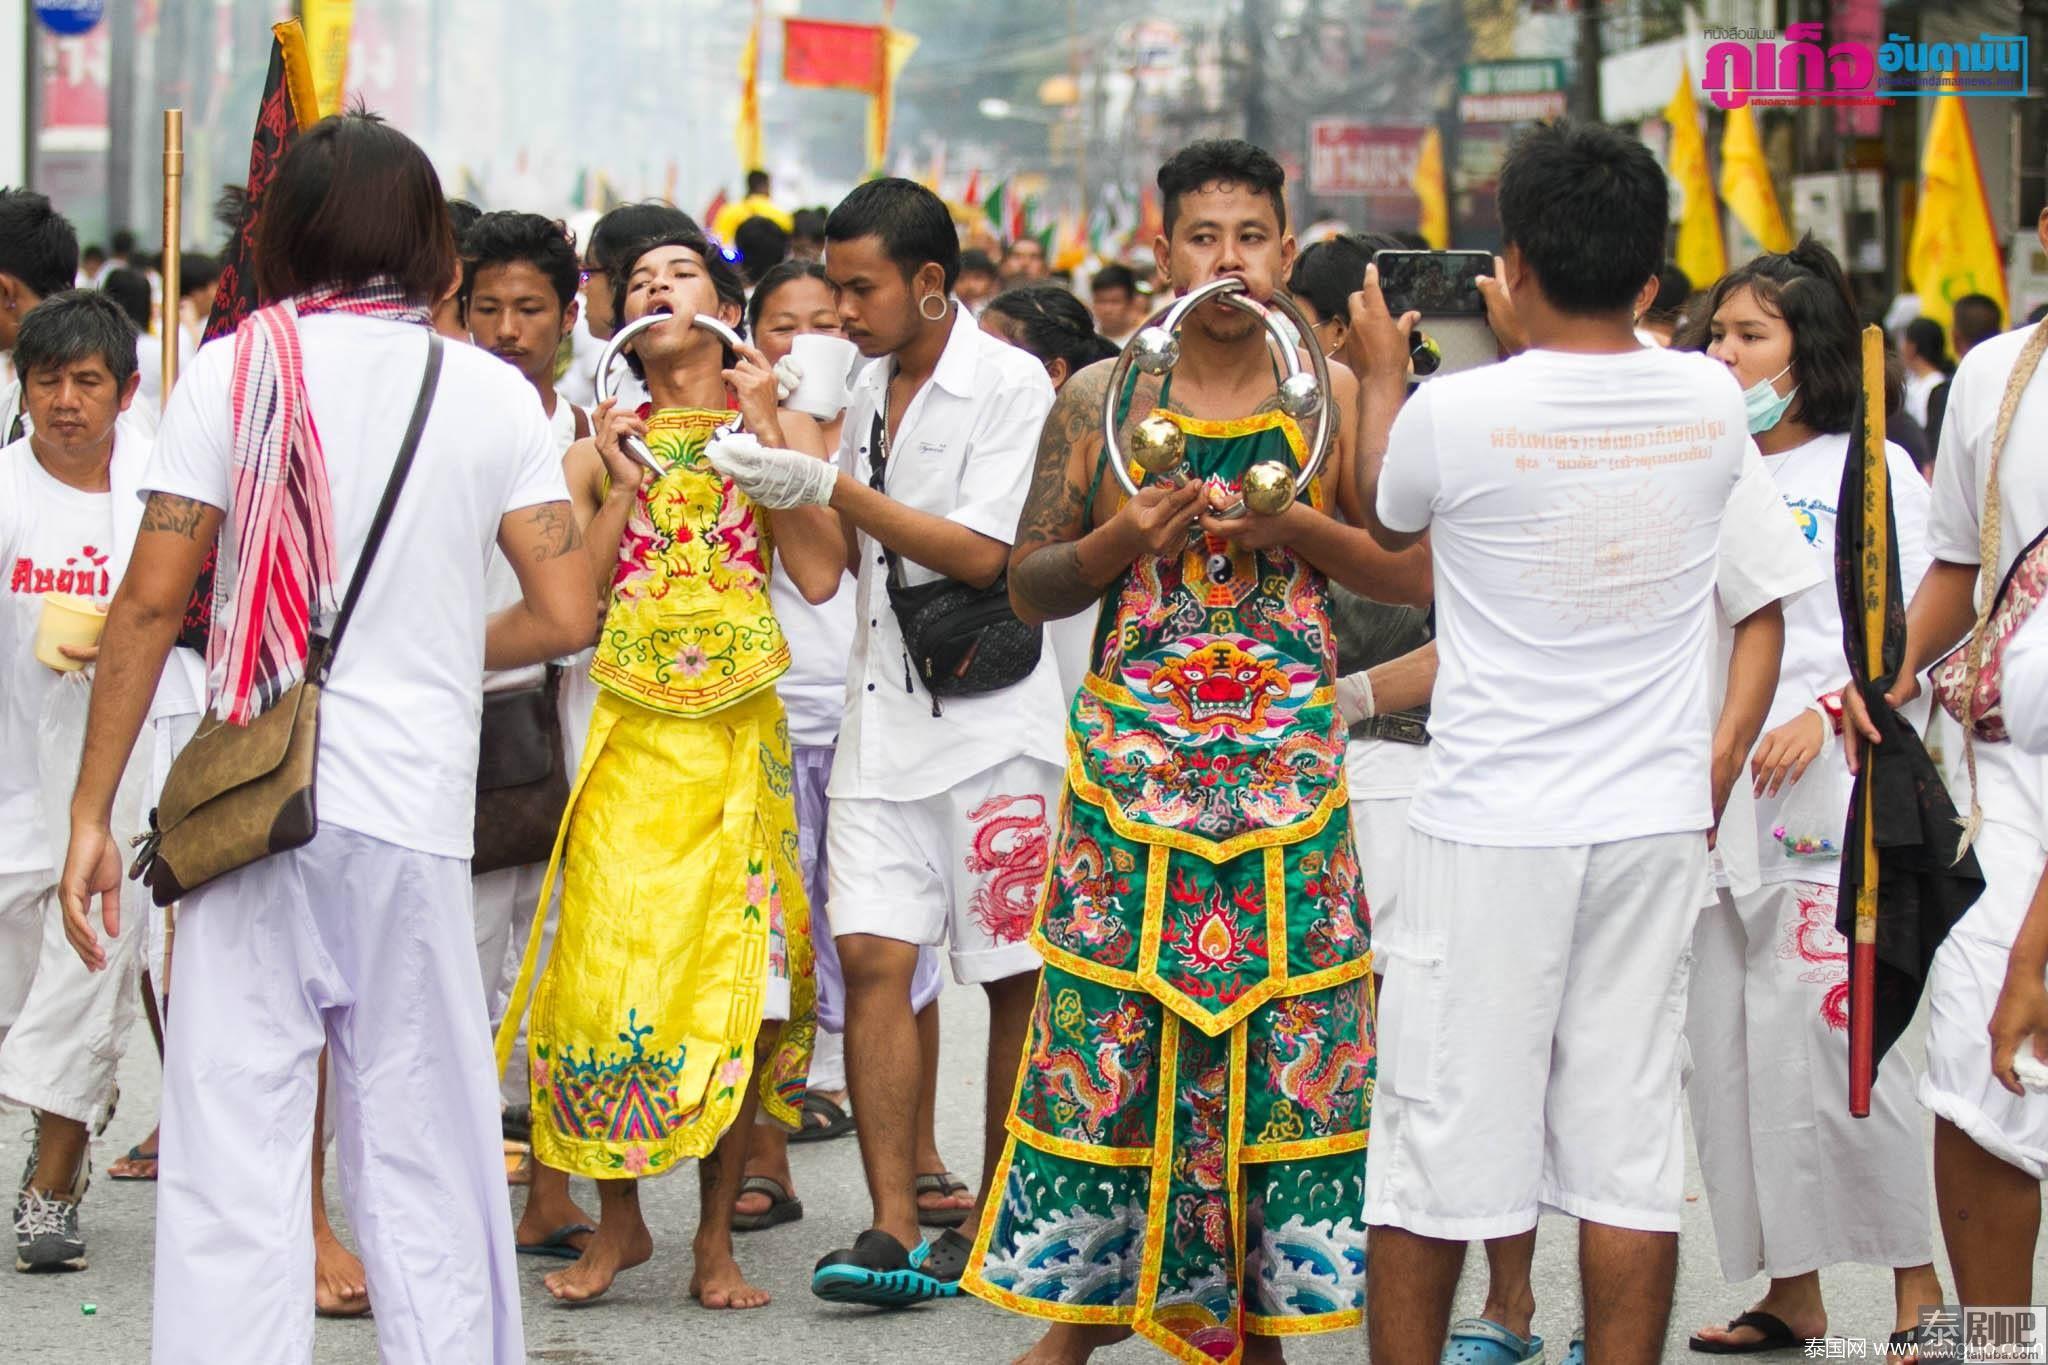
[34,592,107,672]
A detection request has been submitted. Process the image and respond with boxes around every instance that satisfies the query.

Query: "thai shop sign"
[1459,60,1567,123]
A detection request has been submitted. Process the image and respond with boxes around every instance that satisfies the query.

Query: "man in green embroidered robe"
[961,140,1432,1364]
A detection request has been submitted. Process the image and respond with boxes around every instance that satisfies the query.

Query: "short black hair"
[0,189,81,301]
[81,244,105,264]
[110,228,137,257]
[1496,120,1666,317]
[460,211,578,311]
[732,215,790,286]
[1673,234,1890,435]
[1157,139,1287,236]
[985,284,1117,376]
[15,288,138,388]
[256,112,458,307]
[1286,232,1403,324]
[747,259,831,333]
[1903,316,1950,369]
[101,268,153,329]
[588,201,699,275]
[746,169,772,196]
[1953,293,2004,349]
[825,178,960,293]
[214,183,248,240]
[1649,261,1692,318]
[791,207,827,243]
[612,229,746,380]
[959,248,997,280]
[180,251,223,297]
[446,198,484,239]
[1090,263,1138,299]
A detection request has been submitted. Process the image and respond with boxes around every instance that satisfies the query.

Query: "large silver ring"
[1098,276,1334,517]
[595,311,747,476]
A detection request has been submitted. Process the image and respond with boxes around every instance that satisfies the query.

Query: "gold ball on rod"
[1129,414,1187,476]
[1241,460,1297,515]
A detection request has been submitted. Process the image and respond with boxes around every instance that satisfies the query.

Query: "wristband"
[1818,689,1845,736]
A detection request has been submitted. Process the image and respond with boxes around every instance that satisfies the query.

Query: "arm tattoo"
[1012,366,1108,554]
[138,493,210,540]
[523,501,583,561]
[1011,367,1116,619]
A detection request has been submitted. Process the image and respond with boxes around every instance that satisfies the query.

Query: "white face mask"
[1741,360,1799,435]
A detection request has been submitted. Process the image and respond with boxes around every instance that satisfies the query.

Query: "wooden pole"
[1848,323,1888,1118]
[161,108,183,411]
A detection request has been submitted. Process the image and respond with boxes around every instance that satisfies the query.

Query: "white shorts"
[1919,814,2048,1178]
[827,755,1058,985]
[472,861,553,1107]
[1350,795,1415,963]
[1365,831,1708,1239]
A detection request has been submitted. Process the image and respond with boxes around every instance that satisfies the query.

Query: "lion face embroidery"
[1135,638,1300,739]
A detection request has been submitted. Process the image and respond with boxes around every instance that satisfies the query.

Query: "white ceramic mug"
[783,333,861,421]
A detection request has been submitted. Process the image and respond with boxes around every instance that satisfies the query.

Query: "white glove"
[705,430,838,510]
[1335,670,1376,726]
[771,356,803,403]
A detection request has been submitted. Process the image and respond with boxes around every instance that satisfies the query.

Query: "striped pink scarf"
[211,278,432,724]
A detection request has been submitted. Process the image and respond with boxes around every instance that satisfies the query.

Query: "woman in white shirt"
[1677,237,1943,1355]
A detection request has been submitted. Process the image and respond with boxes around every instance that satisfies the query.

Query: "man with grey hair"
[0,290,203,1274]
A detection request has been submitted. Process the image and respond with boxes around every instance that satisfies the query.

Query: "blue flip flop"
[1444,1317,1546,1364]
[1561,1335,1584,1365]
[810,1229,962,1307]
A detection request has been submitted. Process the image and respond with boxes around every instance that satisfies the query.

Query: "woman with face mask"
[1673,237,1944,1355]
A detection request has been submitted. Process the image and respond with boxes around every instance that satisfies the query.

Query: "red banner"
[782,17,884,92]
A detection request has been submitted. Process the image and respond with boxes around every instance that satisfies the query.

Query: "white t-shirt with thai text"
[144,315,569,859]
[1378,346,1748,847]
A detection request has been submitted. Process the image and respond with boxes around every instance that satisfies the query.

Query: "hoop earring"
[919,293,949,322]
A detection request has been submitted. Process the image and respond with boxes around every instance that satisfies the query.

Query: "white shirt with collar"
[828,304,1067,803]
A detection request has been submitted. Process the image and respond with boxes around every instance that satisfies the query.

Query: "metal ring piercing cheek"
[594,312,748,475]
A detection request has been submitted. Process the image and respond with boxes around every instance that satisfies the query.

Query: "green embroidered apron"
[963,392,1375,1364]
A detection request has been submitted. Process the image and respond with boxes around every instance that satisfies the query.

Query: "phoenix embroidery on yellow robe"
[494,408,814,1179]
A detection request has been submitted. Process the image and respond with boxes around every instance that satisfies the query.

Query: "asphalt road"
[2,989,2041,1363]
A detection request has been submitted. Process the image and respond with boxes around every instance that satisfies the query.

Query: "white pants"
[828,755,1058,985]
[1920,812,2048,1178]
[1366,831,1707,1238]
[0,876,140,1129]
[153,825,521,1365]
[1350,794,1415,963]
[1687,881,1933,1280]
[0,871,47,1038]
[472,860,551,1108]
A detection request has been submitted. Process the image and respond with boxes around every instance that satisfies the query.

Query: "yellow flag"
[865,29,919,174]
[297,0,353,118]
[736,5,763,174]
[1718,104,1791,254]
[1663,67,1725,287]
[1908,91,2009,353]
[1412,127,1449,249]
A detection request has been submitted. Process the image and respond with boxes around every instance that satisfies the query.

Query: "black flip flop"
[516,1222,595,1261]
[789,1091,855,1144]
[733,1175,804,1233]
[107,1145,158,1182]
[915,1171,973,1228]
[1688,1310,1816,1355]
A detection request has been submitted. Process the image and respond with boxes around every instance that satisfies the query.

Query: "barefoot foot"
[1012,1324,1134,1364]
[689,1240,771,1310]
[543,1220,653,1304]
[313,1223,371,1318]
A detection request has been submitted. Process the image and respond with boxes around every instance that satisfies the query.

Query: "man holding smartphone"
[1351,120,1754,1365]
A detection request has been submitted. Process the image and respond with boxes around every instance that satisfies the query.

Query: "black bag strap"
[314,334,444,681]
[867,399,910,591]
